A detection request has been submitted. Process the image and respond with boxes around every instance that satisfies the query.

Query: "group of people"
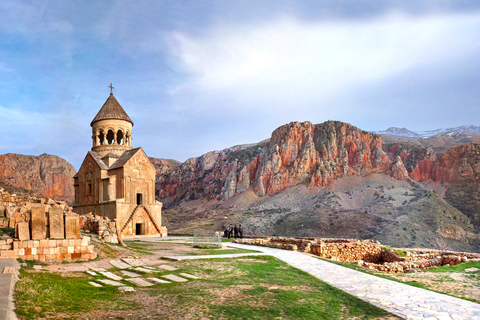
[224,224,243,239]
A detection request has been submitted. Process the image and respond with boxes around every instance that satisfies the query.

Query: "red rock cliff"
[385,143,480,182]
[157,121,399,206]
[0,153,76,204]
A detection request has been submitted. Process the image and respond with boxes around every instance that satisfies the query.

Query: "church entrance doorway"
[135,223,143,235]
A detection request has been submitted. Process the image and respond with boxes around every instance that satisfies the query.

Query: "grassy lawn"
[15,269,140,319]
[14,255,395,319]
[185,247,261,256]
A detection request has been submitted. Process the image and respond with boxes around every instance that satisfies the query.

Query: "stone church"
[73,89,167,238]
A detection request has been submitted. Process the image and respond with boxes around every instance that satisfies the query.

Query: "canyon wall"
[156,121,409,206]
[0,153,76,204]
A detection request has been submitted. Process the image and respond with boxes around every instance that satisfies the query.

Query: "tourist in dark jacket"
[233,224,238,238]
[238,224,243,238]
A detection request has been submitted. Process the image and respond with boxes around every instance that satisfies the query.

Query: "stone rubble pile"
[234,237,480,273]
[80,213,119,244]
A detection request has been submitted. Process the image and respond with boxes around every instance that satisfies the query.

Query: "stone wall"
[0,237,96,262]
[0,188,95,262]
[234,237,480,273]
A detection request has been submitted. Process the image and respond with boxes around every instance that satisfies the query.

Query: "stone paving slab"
[119,286,135,292]
[88,281,103,287]
[121,270,142,277]
[132,267,155,273]
[148,277,171,284]
[164,252,265,260]
[2,267,16,274]
[179,273,200,279]
[33,265,43,270]
[89,267,107,272]
[86,271,97,276]
[126,278,155,287]
[98,279,124,286]
[99,271,123,281]
[227,242,480,320]
[109,260,131,269]
[122,258,145,266]
[162,274,188,282]
[158,264,178,271]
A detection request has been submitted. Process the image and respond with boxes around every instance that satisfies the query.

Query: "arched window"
[106,130,114,145]
[126,132,130,146]
[98,131,105,145]
[117,130,124,145]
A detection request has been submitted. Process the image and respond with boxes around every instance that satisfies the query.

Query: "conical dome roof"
[91,93,134,126]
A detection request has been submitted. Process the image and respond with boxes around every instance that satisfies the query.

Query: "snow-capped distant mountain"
[373,125,480,139]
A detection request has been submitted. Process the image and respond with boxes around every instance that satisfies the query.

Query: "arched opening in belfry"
[106,130,114,145]
[117,130,124,145]
[126,133,130,146]
[99,131,105,145]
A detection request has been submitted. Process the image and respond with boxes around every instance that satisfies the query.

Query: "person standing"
[227,224,233,239]
[233,224,238,238]
[238,224,243,239]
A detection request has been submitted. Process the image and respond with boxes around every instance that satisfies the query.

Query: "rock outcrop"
[156,121,405,206]
[386,143,480,182]
[0,153,76,204]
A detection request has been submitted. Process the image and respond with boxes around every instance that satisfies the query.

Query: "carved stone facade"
[73,92,167,238]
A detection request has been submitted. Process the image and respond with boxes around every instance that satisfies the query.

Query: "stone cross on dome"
[109,83,114,93]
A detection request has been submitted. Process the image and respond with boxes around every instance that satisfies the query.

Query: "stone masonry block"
[39,239,49,248]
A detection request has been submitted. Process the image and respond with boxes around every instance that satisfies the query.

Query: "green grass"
[185,247,261,256]
[143,255,392,319]
[426,261,480,274]
[15,269,140,319]
[14,256,393,319]
[126,241,156,255]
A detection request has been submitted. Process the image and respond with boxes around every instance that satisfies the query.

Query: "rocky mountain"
[156,121,411,206]
[154,121,480,252]
[0,153,76,204]
[375,126,480,155]
[374,125,480,139]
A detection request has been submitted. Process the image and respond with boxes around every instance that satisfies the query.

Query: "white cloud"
[167,12,480,105]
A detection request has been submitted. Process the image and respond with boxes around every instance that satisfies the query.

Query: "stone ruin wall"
[80,213,119,244]
[0,188,96,262]
[234,237,480,273]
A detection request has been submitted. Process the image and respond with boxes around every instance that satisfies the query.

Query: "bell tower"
[90,85,134,158]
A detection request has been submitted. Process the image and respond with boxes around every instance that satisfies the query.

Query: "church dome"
[91,93,134,126]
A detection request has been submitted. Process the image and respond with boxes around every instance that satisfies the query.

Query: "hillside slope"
[154,121,480,252]
[0,153,76,204]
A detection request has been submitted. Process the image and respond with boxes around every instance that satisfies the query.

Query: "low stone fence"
[234,237,480,273]
[0,236,96,262]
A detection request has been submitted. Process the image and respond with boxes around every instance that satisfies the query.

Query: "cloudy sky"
[1,1,479,169]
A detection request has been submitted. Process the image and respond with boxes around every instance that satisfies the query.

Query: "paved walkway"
[144,237,480,320]
[0,259,19,320]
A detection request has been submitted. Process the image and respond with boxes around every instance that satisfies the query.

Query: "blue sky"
[1,1,480,169]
